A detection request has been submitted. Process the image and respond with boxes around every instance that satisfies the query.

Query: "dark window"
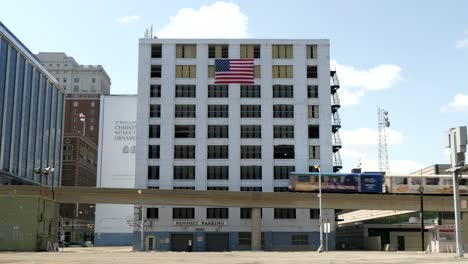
[240,85,261,98]
[240,166,262,180]
[208,85,228,98]
[309,165,320,172]
[308,125,320,139]
[274,145,295,159]
[174,186,195,190]
[240,208,263,219]
[207,208,229,219]
[148,145,160,159]
[207,186,229,191]
[148,186,159,189]
[274,166,295,180]
[207,166,229,180]
[174,145,195,159]
[175,104,196,118]
[208,125,229,138]
[274,208,296,219]
[151,44,162,58]
[241,187,262,192]
[273,125,294,138]
[274,187,289,192]
[292,234,308,245]
[175,85,196,97]
[238,232,265,246]
[241,125,261,138]
[207,145,229,159]
[241,146,262,159]
[150,104,161,118]
[273,85,293,98]
[307,66,318,78]
[310,209,319,219]
[273,105,294,118]
[208,105,229,118]
[241,105,261,118]
[151,65,161,78]
[147,208,158,219]
[148,166,160,180]
[173,208,195,219]
[149,125,160,138]
[175,125,196,138]
[173,166,195,180]
[253,45,260,58]
[150,84,161,97]
[208,44,229,58]
[307,85,318,98]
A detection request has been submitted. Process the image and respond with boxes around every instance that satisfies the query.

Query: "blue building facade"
[0,22,65,186]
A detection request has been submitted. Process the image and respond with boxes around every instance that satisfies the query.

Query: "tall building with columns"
[135,39,342,251]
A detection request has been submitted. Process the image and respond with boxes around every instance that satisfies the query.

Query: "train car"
[289,172,384,193]
[385,175,468,194]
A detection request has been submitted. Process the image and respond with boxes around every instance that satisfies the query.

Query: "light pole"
[418,185,424,252]
[138,189,144,251]
[315,164,323,253]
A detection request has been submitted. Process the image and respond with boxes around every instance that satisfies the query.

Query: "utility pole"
[315,164,323,253]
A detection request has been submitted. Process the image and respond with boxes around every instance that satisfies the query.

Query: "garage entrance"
[205,233,229,251]
[171,233,194,251]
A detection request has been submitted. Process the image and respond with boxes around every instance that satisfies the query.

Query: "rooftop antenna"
[144,25,153,38]
[378,107,390,173]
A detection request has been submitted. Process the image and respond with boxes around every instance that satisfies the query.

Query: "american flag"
[214,59,254,84]
[79,113,86,122]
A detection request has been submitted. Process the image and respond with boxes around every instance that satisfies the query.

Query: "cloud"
[156,2,249,38]
[456,38,468,49]
[359,159,425,174]
[440,93,468,112]
[340,128,403,146]
[331,60,402,106]
[118,15,140,24]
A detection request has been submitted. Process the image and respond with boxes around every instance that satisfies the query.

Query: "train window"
[426,178,440,185]
[460,179,468,185]
[298,176,309,182]
[395,177,408,184]
[411,178,422,185]
[442,179,452,185]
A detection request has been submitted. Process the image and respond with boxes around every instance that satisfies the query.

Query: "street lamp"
[418,185,425,252]
[138,189,144,251]
[314,164,324,253]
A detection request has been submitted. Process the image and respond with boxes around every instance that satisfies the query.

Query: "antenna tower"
[378,107,390,173]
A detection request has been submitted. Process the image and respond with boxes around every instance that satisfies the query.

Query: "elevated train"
[289,172,468,194]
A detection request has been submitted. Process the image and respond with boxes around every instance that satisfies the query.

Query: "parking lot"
[0,247,466,264]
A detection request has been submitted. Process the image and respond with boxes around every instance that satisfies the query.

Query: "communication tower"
[378,107,390,173]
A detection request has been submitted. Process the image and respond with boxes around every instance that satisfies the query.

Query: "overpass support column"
[251,208,261,251]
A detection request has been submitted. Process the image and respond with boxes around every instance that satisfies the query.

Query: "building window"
[273,105,294,118]
[307,85,318,98]
[174,125,196,138]
[150,84,161,97]
[310,209,319,219]
[240,85,261,98]
[90,109,95,115]
[208,44,229,58]
[63,78,67,83]
[208,105,228,118]
[173,208,195,219]
[176,65,196,78]
[208,85,228,98]
[147,208,159,219]
[240,208,263,219]
[240,125,261,138]
[274,187,289,192]
[148,186,159,189]
[174,145,195,159]
[307,45,317,59]
[148,145,160,159]
[291,234,308,245]
[307,66,318,78]
[175,84,196,97]
[207,166,229,180]
[207,186,229,191]
[208,65,215,78]
[241,146,261,159]
[274,208,296,219]
[207,145,229,159]
[240,44,260,59]
[308,105,319,118]
[73,101,78,107]
[208,125,229,138]
[273,125,294,138]
[254,65,261,78]
[174,186,195,190]
[74,78,80,83]
[151,65,161,78]
[151,44,162,58]
[241,187,262,192]
[206,208,229,219]
[73,85,79,92]
[272,45,293,59]
[274,166,295,180]
[274,145,295,159]
[175,104,196,118]
[149,125,160,138]
[90,125,94,131]
[174,166,195,180]
[272,66,293,78]
[148,166,160,180]
[240,105,261,118]
[73,109,78,114]
[240,166,262,180]
[89,117,95,123]
[273,85,293,98]
[176,44,196,58]
[150,104,161,118]
[308,125,320,139]
[309,145,320,159]
[92,78,96,83]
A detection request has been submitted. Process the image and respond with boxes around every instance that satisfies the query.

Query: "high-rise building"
[135,39,342,251]
[0,22,65,186]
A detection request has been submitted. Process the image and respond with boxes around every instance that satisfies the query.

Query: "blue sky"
[2,0,467,173]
